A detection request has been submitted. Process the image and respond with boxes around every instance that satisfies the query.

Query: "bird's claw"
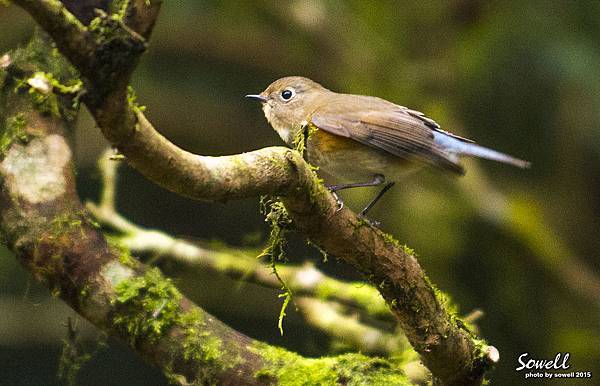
[357,213,381,228]
[330,190,344,212]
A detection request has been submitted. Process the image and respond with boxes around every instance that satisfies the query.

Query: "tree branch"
[87,151,393,324]
[0,42,410,385]
[86,150,411,357]
[11,1,498,384]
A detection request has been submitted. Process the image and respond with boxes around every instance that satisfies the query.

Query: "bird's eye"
[281,88,295,101]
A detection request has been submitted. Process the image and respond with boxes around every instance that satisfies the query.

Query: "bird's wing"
[404,108,475,143]
[309,95,465,174]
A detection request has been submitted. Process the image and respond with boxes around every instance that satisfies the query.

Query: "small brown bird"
[247,76,529,215]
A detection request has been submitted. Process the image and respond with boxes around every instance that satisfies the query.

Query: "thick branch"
[86,153,392,323]
[15,0,95,71]
[85,153,412,358]
[13,2,497,384]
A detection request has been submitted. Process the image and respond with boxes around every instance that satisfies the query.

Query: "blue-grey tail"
[433,131,531,169]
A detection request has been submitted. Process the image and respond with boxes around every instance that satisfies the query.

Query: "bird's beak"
[245,94,268,103]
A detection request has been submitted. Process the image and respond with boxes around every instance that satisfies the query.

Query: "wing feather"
[310,95,465,174]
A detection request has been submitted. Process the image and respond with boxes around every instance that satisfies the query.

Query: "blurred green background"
[1,1,599,385]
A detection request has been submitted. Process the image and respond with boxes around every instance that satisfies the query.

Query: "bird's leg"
[327,174,386,192]
[326,175,386,212]
[360,182,395,217]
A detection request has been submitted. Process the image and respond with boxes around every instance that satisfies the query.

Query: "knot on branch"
[85,11,147,103]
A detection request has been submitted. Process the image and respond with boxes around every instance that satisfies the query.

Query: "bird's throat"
[274,125,295,147]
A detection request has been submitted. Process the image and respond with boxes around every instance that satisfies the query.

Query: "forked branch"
[9,1,498,384]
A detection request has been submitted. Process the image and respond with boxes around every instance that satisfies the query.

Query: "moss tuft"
[13,71,81,118]
[110,0,130,19]
[47,212,85,240]
[292,122,318,155]
[178,309,235,370]
[251,342,410,385]
[106,237,139,269]
[58,317,107,386]
[112,268,182,345]
[380,231,417,257]
[401,244,416,256]
[1,113,28,155]
[259,197,295,335]
[6,33,81,121]
[127,85,146,113]
[112,269,239,382]
[380,231,400,248]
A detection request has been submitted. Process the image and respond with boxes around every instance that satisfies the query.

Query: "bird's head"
[246,76,329,133]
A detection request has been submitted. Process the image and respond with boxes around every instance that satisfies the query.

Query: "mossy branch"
[86,149,411,356]
[12,1,498,384]
[0,44,412,385]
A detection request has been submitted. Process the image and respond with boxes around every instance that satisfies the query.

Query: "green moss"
[259,198,292,263]
[112,268,182,345]
[79,283,91,298]
[117,247,137,268]
[113,270,238,382]
[251,342,409,385]
[380,231,417,258]
[306,240,329,263]
[58,318,107,386]
[127,85,146,113]
[172,308,242,384]
[472,338,489,356]
[381,231,400,248]
[258,197,295,335]
[111,0,130,18]
[1,113,28,155]
[106,237,139,269]
[292,123,318,155]
[10,69,81,120]
[9,30,79,83]
[13,73,59,117]
[178,309,233,370]
[34,71,81,95]
[401,244,415,256]
[87,11,145,96]
[48,213,85,240]
[307,174,327,207]
[290,123,327,205]
[354,218,370,229]
[30,212,88,288]
[89,12,122,44]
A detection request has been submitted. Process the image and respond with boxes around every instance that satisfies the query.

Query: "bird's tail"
[433,131,531,169]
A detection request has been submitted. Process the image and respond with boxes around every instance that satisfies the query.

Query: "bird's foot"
[357,213,381,228]
[329,190,344,212]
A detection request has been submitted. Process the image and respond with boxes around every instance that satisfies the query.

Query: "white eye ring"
[280,88,296,101]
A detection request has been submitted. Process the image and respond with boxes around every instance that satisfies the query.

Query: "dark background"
[1,1,599,385]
